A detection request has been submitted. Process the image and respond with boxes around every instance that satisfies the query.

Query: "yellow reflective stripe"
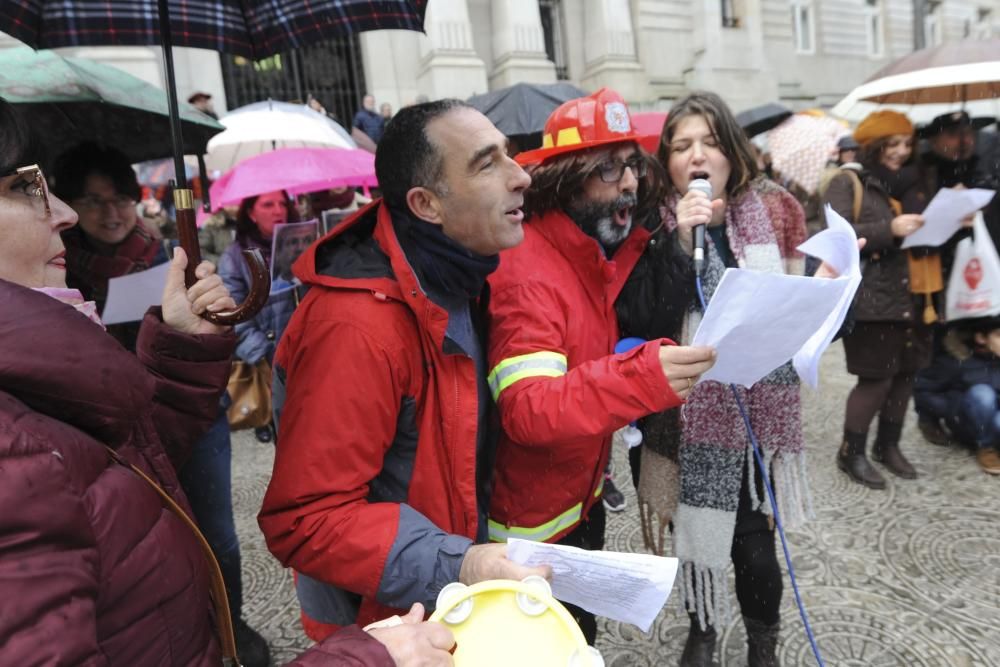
[488,502,583,543]
[488,351,567,401]
[488,479,605,543]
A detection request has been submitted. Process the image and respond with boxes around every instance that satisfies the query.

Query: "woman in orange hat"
[822,109,930,489]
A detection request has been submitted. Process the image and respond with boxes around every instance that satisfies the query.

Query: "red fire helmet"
[515,88,641,166]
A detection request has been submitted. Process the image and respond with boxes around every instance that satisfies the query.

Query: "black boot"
[873,419,917,479]
[234,618,271,667]
[744,615,781,667]
[837,429,886,489]
[679,615,719,667]
[254,423,273,444]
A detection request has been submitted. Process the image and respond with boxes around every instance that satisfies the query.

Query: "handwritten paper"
[901,187,995,249]
[507,538,678,632]
[691,206,861,388]
[101,262,170,325]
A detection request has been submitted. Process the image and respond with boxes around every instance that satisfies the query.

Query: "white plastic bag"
[946,212,1000,321]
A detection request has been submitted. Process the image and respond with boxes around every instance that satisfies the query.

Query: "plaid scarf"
[62,221,162,311]
[637,177,812,629]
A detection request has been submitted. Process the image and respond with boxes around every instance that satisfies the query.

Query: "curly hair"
[523,143,667,229]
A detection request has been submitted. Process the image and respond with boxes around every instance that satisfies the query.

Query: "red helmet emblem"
[964,258,983,290]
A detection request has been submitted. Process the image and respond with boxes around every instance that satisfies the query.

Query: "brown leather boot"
[837,429,886,489]
[873,419,917,479]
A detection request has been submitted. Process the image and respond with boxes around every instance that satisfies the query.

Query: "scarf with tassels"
[637,177,813,630]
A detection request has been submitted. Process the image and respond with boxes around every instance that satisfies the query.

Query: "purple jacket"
[0,281,392,667]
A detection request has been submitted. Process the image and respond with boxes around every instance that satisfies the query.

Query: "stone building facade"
[362,0,1000,113]
[2,0,998,116]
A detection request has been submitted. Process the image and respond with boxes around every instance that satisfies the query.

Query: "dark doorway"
[221,36,365,127]
[538,0,569,80]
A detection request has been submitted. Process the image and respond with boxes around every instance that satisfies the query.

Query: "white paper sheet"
[101,262,170,325]
[793,206,864,388]
[901,187,995,249]
[506,538,678,632]
[691,206,861,388]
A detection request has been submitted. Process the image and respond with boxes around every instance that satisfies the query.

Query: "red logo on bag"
[965,258,983,290]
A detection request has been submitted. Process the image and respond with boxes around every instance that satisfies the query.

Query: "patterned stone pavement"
[234,342,1000,666]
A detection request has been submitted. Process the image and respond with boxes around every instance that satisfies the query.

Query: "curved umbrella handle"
[174,189,270,325]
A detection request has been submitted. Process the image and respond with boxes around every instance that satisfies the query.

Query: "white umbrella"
[831,62,1000,124]
[205,100,356,172]
[831,98,1000,125]
[831,40,1000,124]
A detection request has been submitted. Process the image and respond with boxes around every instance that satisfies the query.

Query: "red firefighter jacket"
[486,210,683,543]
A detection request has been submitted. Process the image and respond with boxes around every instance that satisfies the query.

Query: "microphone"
[688,178,712,276]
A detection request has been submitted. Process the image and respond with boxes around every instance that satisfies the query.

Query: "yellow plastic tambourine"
[429,576,604,667]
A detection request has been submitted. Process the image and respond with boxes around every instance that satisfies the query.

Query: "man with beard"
[484,88,716,644]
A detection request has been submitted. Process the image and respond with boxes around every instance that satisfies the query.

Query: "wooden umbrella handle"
[174,189,270,325]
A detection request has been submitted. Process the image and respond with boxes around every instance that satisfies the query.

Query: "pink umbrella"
[210,147,377,210]
[631,111,668,154]
[766,113,849,194]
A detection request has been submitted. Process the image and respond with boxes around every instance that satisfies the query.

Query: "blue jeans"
[949,384,1000,450]
[179,407,243,620]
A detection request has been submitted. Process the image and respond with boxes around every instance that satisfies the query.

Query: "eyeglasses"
[73,194,136,213]
[593,156,647,183]
[2,164,51,215]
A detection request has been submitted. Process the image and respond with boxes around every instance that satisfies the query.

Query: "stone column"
[580,0,645,101]
[416,0,489,100]
[489,0,557,88]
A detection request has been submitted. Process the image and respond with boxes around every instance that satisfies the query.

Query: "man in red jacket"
[486,88,716,643]
[258,100,548,645]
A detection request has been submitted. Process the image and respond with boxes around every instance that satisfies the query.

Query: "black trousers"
[555,501,606,645]
[729,451,783,626]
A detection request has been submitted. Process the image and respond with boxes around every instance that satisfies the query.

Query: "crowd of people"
[1,78,998,667]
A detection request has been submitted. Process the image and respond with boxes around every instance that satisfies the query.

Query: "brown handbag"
[226,359,273,430]
[103,446,242,667]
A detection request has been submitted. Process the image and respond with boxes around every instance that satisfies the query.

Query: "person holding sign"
[218,190,300,444]
[485,89,715,647]
[822,110,930,488]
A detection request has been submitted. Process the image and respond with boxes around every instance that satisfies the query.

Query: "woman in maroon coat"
[0,99,452,666]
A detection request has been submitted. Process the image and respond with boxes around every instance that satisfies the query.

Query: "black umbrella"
[0,0,428,327]
[467,82,589,137]
[736,102,793,138]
